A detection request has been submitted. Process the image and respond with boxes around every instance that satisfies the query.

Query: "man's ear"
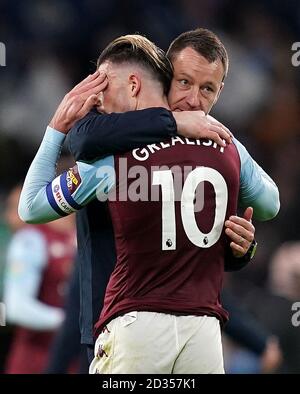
[129,74,141,97]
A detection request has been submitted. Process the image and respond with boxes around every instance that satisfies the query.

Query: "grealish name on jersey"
[132,137,226,161]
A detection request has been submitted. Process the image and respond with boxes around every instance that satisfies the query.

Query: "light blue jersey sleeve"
[234,138,280,221]
[19,127,115,224]
[3,228,64,330]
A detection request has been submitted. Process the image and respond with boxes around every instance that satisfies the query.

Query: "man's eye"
[203,86,214,92]
[179,79,189,86]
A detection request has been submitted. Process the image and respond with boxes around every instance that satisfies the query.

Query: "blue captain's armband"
[45,157,115,218]
[19,125,115,224]
[46,169,82,216]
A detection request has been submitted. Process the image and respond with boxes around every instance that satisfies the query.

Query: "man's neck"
[137,94,170,111]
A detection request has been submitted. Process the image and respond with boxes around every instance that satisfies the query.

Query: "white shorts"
[89,311,224,374]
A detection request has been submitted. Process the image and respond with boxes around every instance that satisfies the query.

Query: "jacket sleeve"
[224,247,253,272]
[67,108,177,162]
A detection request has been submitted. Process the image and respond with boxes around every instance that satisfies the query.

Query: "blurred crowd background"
[0,0,300,374]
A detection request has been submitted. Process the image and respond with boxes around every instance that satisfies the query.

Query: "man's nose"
[186,89,202,110]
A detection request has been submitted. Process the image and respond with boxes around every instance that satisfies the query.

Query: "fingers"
[207,114,233,137]
[243,206,253,222]
[208,124,232,144]
[205,131,226,147]
[67,76,108,113]
[49,74,107,133]
[194,126,231,147]
[209,119,232,137]
[225,223,254,245]
[70,71,107,102]
[229,241,246,258]
[73,72,107,95]
[225,212,255,258]
[79,77,108,101]
[72,70,100,90]
[226,215,255,233]
[70,76,107,115]
[226,227,250,257]
[77,94,101,118]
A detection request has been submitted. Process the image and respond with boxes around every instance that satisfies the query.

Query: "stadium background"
[0,0,299,373]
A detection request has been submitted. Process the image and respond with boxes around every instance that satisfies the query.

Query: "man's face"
[98,61,134,113]
[168,47,224,114]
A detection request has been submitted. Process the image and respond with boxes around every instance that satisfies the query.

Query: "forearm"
[19,126,115,224]
[241,173,280,221]
[68,108,177,162]
[19,127,66,223]
[234,138,280,221]
[240,162,280,221]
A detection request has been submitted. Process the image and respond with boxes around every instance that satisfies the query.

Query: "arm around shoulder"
[68,108,177,162]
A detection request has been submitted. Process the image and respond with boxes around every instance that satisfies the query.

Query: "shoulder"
[232,137,253,162]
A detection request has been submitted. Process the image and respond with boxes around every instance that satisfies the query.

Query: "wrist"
[45,126,67,143]
[171,112,183,135]
[239,239,258,261]
[224,240,257,272]
[49,120,70,135]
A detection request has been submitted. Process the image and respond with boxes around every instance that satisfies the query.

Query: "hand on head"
[49,70,108,134]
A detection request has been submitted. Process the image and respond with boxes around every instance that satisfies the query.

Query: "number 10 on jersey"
[152,167,228,251]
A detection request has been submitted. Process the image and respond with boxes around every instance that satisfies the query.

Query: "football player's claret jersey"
[95,137,240,335]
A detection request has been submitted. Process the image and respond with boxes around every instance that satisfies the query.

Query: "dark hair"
[97,34,173,95]
[167,28,229,80]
